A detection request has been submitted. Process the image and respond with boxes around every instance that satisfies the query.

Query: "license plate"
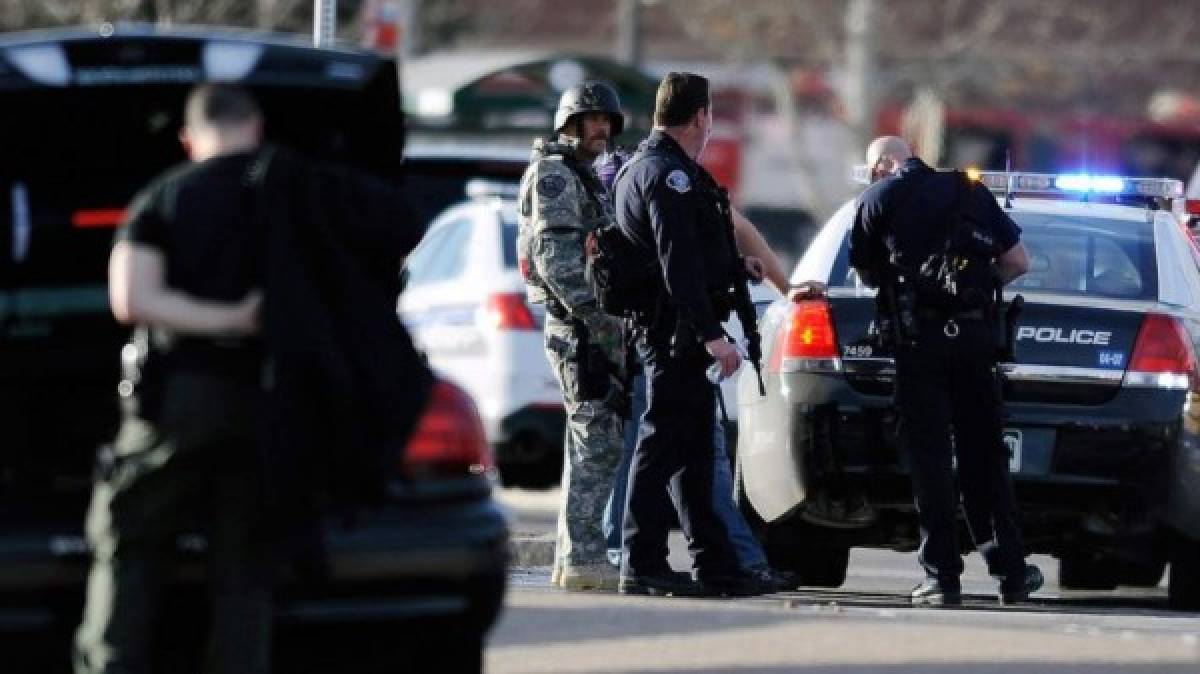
[1003,429,1023,472]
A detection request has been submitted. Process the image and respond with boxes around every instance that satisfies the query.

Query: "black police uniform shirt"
[849,157,1021,289]
[118,151,265,375]
[615,130,737,343]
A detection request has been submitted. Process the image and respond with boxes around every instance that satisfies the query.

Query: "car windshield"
[828,211,1158,301]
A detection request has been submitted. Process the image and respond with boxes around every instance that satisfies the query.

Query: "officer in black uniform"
[849,136,1043,606]
[613,72,767,597]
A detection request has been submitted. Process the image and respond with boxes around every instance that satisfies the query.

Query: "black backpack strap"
[939,171,974,253]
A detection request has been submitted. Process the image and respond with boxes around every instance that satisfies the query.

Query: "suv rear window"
[828,211,1158,301]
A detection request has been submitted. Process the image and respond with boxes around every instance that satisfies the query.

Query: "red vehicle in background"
[878,105,1200,183]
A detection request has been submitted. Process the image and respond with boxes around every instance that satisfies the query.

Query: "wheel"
[1168,534,1200,610]
[1058,554,1118,591]
[736,457,850,588]
[496,432,562,489]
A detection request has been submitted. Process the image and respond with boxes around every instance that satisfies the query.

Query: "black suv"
[0,25,507,672]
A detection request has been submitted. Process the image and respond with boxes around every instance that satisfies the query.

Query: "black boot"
[619,570,704,597]
[999,564,1043,605]
[696,571,774,597]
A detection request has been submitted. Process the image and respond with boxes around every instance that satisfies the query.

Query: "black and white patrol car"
[735,168,1200,609]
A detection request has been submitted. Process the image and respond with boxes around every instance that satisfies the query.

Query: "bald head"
[866,136,913,182]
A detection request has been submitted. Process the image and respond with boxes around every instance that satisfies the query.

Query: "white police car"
[737,169,1200,608]
[399,184,566,487]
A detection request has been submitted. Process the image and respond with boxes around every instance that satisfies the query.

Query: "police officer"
[75,84,273,673]
[516,81,626,591]
[613,72,768,597]
[849,136,1043,606]
[75,83,426,673]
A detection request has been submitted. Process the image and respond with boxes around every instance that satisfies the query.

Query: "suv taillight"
[401,379,494,480]
[484,292,537,331]
[768,299,840,372]
[1126,313,1196,391]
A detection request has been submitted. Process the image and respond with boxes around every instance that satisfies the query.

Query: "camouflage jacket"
[516,138,623,355]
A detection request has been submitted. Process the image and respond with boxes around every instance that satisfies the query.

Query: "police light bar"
[850,166,1184,200]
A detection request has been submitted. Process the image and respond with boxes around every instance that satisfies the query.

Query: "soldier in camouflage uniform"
[516,81,627,591]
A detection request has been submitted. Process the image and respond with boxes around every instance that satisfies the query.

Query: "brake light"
[72,208,126,229]
[769,299,840,372]
[1126,313,1196,391]
[1186,199,1200,216]
[484,292,537,331]
[401,379,494,479]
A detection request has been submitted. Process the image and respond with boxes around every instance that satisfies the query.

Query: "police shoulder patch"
[537,173,567,199]
[665,169,691,194]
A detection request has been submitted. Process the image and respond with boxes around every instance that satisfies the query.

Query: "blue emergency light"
[1054,174,1126,193]
[850,166,1183,202]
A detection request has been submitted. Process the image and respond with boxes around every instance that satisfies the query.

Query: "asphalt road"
[489,486,1200,674]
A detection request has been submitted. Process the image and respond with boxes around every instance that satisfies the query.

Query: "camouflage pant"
[74,372,272,674]
[544,316,624,567]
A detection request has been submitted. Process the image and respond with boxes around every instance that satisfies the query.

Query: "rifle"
[714,187,766,397]
[994,286,1024,363]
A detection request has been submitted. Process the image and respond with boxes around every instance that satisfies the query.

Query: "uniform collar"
[897,156,933,178]
[643,130,690,163]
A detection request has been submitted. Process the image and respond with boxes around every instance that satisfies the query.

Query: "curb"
[509,534,555,568]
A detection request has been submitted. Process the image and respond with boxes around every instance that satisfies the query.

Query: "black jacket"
[849,157,1020,289]
[255,147,433,515]
[615,131,737,342]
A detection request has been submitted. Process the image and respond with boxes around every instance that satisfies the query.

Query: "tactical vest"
[516,139,614,307]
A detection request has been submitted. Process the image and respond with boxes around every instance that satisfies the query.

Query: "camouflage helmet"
[553,80,625,137]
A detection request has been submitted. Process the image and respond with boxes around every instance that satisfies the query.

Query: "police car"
[399,188,567,487]
[735,168,1200,609]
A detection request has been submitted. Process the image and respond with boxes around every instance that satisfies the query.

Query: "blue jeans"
[603,371,768,570]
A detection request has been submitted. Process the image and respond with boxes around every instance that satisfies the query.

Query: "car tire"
[1058,554,1118,591]
[497,433,562,489]
[1168,534,1200,610]
[734,454,849,588]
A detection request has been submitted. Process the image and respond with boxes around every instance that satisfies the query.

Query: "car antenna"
[1004,150,1014,209]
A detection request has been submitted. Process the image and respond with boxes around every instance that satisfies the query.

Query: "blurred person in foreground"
[516,81,629,591]
[849,135,1042,606]
[74,83,430,673]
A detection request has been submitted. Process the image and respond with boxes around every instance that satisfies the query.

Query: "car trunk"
[0,32,404,523]
[830,292,1146,405]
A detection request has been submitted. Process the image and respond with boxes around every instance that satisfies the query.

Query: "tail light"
[72,208,126,229]
[484,292,537,331]
[768,299,841,373]
[401,379,494,480]
[1125,313,1196,391]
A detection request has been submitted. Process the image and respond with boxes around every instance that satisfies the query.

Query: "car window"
[1009,214,1155,299]
[406,217,473,286]
[826,211,1157,300]
[501,218,519,269]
